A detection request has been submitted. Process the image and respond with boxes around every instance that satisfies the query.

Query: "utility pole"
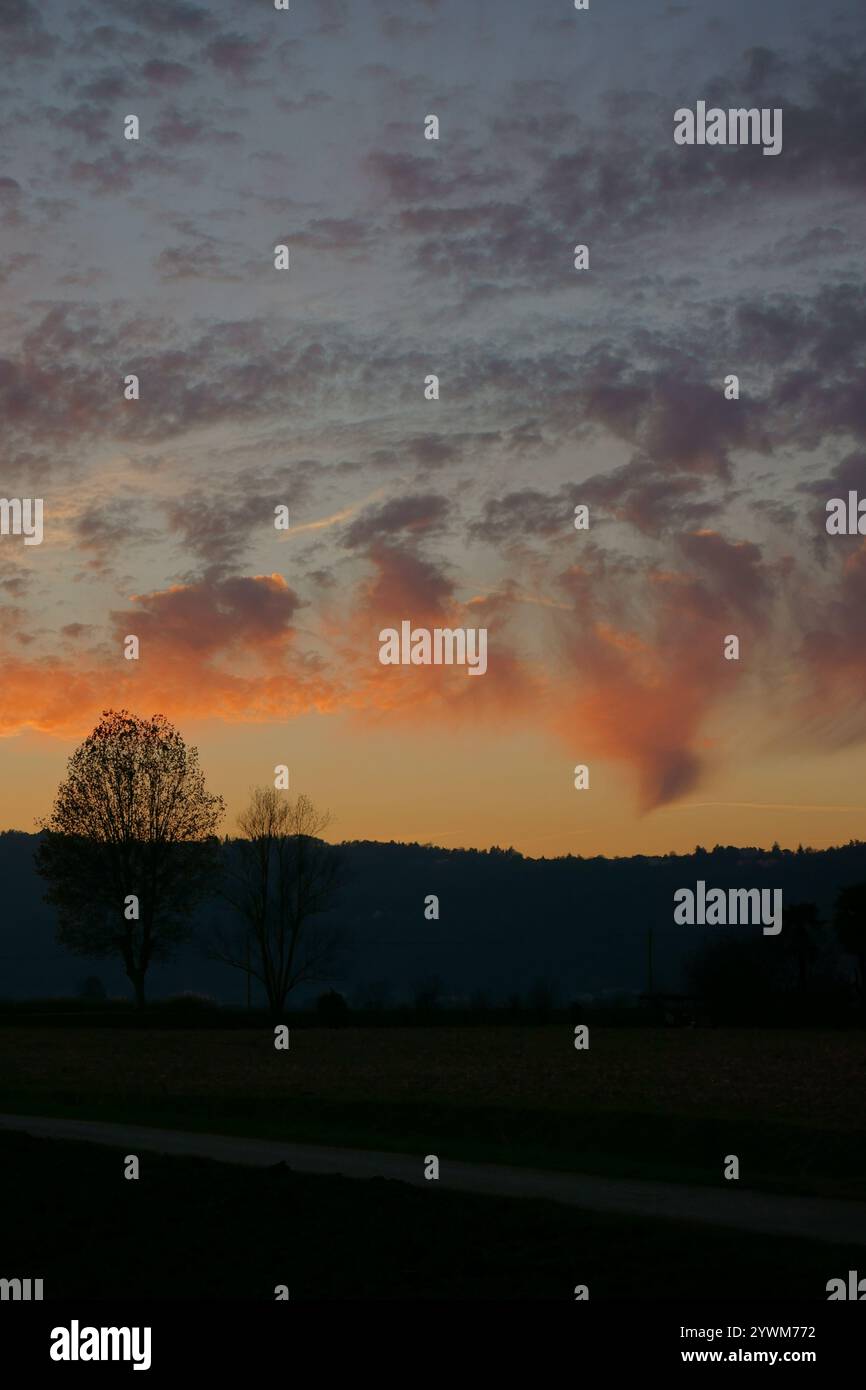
[647,925,654,999]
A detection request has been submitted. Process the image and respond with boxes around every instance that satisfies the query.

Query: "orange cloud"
[0,532,784,820]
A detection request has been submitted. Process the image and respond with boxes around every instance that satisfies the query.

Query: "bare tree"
[213,788,344,1018]
[36,709,225,1008]
[834,883,866,1015]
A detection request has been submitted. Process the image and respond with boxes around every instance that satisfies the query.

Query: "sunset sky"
[2,0,866,857]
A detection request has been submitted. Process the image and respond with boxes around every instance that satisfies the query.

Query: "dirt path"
[2,1111,865,1246]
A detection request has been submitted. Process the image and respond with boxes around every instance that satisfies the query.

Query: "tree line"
[687,894,866,1021]
[32,710,866,1023]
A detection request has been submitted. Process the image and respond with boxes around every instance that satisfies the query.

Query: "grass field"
[0,1129,858,1300]
[2,1025,865,1198]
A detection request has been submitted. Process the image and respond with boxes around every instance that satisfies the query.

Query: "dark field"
[2,1025,865,1198]
[0,1129,858,1301]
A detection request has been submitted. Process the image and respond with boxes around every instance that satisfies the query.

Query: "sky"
[1,0,866,857]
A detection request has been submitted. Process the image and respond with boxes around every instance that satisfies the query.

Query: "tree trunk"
[129,968,147,1010]
[269,984,289,1024]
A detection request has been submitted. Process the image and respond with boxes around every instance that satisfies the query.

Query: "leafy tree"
[36,709,225,1008]
[213,788,344,1019]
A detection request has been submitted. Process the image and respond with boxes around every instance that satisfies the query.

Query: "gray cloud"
[343,493,450,549]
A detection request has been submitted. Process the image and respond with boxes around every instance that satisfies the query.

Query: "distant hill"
[0,831,863,1006]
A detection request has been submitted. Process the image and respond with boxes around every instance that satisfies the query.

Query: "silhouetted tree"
[527,977,554,1014]
[782,901,822,992]
[833,883,866,1014]
[687,936,781,1021]
[412,974,445,1010]
[356,978,394,1011]
[36,709,225,1008]
[77,976,106,1001]
[315,989,350,1024]
[213,788,344,1019]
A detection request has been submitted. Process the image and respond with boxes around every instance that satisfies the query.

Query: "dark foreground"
[0,1131,858,1300]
